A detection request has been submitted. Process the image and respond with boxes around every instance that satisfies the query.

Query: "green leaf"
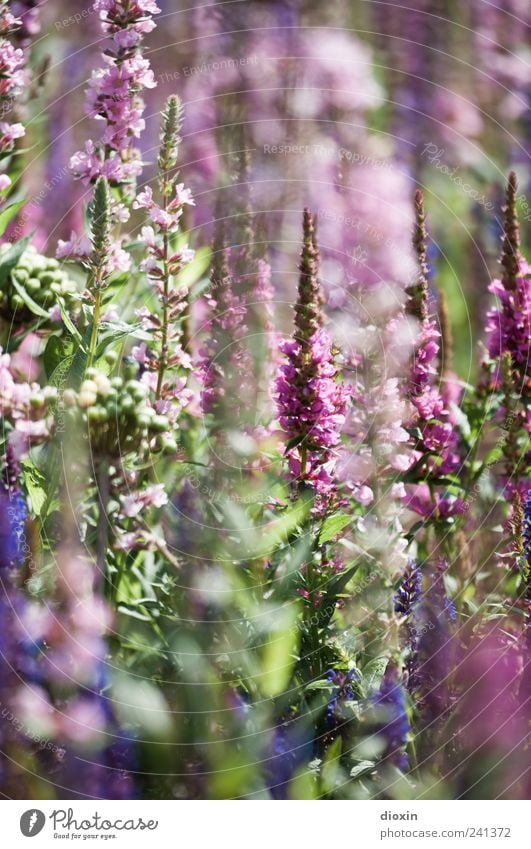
[0,234,31,289]
[362,657,388,694]
[483,443,504,468]
[258,607,300,698]
[321,735,343,794]
[0,201,25,238]
[274,536,313,599]
[288,768,318,800]
[94,321,151,359]
[449,401,470,439]
[177,245,211,289]
[319,513,352,544]
[10,278,49,318]
[20,458,47,517]
[112,674,174,739]
[222,495,312,560]
[324,562,360,603]
[57,298,84,345]
[305,680,335,691]
[43,334,74,382]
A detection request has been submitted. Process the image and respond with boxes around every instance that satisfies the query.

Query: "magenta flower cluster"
[277,328,348,496]
[485,260,531,384]
[70,0,160,185]
[0,2,28,178]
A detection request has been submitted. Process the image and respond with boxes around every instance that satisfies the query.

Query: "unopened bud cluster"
[64,368,177,456]
[0,244,79,322]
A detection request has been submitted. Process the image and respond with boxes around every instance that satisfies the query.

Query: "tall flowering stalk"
[520,492,531,701]
[276,209,348,502]
[404,190,463,523]
[233,145,277,426]
[56,1,164,371]
[0,0,34,192]
[484,173,531,492]
[198,218,249,432]
[70,0,159,189]
[57,176,130,373]
[133,95,195,420]
[248,256,277,424]
[87,177,113,368]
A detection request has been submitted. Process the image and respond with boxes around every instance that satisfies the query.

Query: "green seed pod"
[160,437,178,455]
[119,395,135,413]
[87,405,109,423]
[13,269,29,283]
[104,349,119,366]
[151,414,169,433]
[122,364,139,381]
[136,413,151,429]
[26,277,41,293]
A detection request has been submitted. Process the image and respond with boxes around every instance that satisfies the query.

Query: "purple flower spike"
[276,210,349,503]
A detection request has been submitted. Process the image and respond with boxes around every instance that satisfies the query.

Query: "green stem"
[155,180,171,400]
[95,462,112,599]
[304,555,322,680]
[87,288,102,370]
[300,443,307,479]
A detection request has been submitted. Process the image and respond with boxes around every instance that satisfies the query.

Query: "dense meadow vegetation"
[0,0,530,799]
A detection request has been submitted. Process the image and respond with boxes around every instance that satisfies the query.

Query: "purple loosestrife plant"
[484,173,531,492]
[198,218,249,431]
[56,177,133,372]
[132,95,195,421]
[404,191,463,523]
[247,256,277,425]
[0,0,31,191]
[519,490,531,701]
[70,0,159,188]
[276,209,348,504]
